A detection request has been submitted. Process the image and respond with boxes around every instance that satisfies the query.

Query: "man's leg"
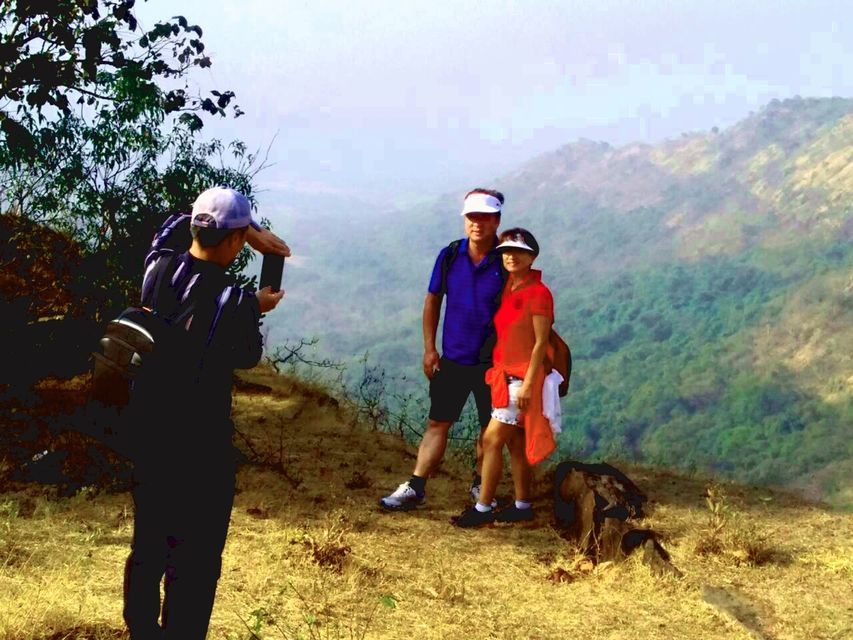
[470,363,494,497]
[161,464,235,640]
[124,471,168,639]
[380,358,468,510]
[412,419,453,478]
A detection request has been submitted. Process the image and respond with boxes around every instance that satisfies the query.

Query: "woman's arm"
[516,314,551,412]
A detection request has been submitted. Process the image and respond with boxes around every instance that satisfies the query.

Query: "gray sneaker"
[469,483,498,508]
[379,481,426,511]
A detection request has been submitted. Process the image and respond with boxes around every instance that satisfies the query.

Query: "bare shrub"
[694,482,774,566]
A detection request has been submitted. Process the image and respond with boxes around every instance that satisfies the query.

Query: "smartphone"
[259,254,285,293]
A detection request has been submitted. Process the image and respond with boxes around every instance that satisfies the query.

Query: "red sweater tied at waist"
[485,362,556,466]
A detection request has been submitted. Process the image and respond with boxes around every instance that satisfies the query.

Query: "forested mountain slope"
[269,97,852,506]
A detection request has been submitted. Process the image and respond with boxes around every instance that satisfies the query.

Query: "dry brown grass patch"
[343,470,373,490]
[3,366,853,640]
[32,625,127,640]
[694,482,776,567]
[543,541,597,584]
[296,512,353,574]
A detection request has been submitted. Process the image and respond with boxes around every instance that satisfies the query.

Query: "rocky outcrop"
[553,460,681,577]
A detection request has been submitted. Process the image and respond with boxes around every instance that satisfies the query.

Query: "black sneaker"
[451,506,496,528]
[494,504,534,523]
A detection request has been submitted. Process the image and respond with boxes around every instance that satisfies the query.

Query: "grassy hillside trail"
[0,367,851,640]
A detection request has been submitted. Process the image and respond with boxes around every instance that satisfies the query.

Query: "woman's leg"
[478,418,519,507]
[506,428,531,502]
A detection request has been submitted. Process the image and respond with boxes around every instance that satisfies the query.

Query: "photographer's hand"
[257,286,284,313]
[247,226,291,257]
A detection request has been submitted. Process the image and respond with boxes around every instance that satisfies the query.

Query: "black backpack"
[89,214,227,410]
[90,304,194,410]
[86,272,198,459]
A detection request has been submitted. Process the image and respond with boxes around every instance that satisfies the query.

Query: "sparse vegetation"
[1,367,851,639]
[694,482,774,567]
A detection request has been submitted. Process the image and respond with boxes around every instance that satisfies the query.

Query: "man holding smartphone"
[379,188,507,511]
[123,187,288,639]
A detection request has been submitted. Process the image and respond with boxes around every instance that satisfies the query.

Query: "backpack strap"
[142,253,198,334]
[144,213,190,270]
[437,239,463,297]
[206,285,240,346]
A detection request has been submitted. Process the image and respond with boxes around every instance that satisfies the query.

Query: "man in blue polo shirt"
[380,188,506,510]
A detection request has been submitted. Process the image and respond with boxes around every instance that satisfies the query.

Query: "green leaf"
[178,112,204,132]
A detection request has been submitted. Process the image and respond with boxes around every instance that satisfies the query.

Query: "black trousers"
[123,455,236,640]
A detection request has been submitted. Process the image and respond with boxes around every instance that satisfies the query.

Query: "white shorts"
[490,376,524,426]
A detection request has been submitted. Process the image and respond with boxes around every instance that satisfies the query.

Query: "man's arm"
[246,226,291,257]
[226,290,264,370]
[422,292,442,379]
[232,286,285,369]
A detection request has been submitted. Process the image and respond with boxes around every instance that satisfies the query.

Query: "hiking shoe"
[469,483,498,508]
[494,504,535,523]
[379,481,425,511]
[451,506,496,528]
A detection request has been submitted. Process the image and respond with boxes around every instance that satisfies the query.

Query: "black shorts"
[428,356,492,428]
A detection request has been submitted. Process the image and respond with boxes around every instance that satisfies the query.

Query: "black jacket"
[131,248,263,459]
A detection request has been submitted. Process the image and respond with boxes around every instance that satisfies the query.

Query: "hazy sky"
[136,0,852,202]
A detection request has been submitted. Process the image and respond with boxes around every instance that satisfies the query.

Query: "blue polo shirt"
[427,238,505,365]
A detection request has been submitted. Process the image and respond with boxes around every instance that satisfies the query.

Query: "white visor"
[461,192,502,216]
[496,238,536,253]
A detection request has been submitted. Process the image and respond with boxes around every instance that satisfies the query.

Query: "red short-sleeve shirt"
[492,270,554,368]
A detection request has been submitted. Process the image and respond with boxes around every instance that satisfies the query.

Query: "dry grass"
[1,366,852,640]
[693,482,775,567]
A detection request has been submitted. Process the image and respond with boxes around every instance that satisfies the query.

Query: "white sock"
[475,502,493,512]
[515,500,532,510]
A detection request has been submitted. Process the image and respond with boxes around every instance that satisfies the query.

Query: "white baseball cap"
[191,187,262,231]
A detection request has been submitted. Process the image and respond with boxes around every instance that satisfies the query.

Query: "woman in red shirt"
[453,228,556,528]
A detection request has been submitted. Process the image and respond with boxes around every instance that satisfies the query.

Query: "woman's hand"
[516,383,532,413]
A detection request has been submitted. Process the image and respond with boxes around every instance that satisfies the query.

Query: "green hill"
[266,97,852,507]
